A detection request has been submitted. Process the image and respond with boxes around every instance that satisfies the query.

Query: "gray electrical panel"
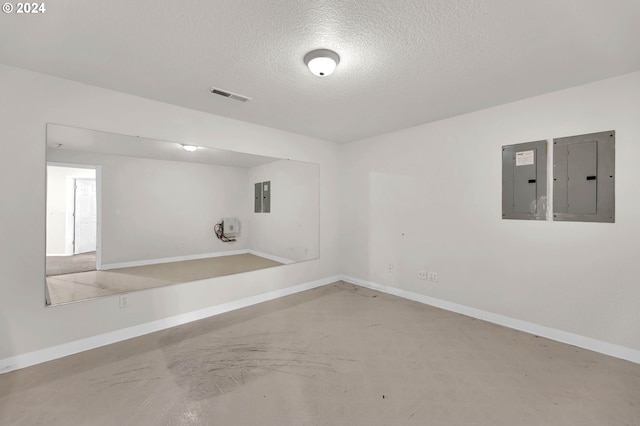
[502,140,547,220]
[262,181,271,213]
[254,181,271,213]
[553,130,615,223]
[254,182,262,213]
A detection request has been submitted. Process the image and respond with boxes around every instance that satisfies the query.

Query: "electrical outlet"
[418,270,427,280]
[387,263,394,273]
[119,295,129,308]
[428,272,439,282]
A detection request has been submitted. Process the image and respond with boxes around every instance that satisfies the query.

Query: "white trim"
[95,165,103,270]
[45,162,99,259]
[100,249,251,270]
[248,250,296,265]
[7,274,637,375]
[46,161,97,170]
[340,275,640,365]
[64,176,75,255]
[0,275,341,374]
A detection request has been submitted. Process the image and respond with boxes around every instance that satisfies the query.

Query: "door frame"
[46,162,103,270]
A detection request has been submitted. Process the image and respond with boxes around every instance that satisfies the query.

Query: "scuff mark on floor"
[162,331,354,400]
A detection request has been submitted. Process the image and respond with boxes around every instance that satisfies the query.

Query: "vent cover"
[210,87,251,103]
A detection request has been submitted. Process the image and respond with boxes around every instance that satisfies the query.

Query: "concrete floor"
[46,253,282,305]
[2,282,639,425]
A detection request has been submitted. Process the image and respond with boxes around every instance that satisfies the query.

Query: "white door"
[74,178,97,254]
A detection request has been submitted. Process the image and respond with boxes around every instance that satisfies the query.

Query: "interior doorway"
[46,164,99,276]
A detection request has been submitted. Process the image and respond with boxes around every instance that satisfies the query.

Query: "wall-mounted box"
[222,217,240,237]
[553,130,615,223]
[254,181,271,213]
[502,140,547,220]
[262,181,271,213]
[254,182,262,213]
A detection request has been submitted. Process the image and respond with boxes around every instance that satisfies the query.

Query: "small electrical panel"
[553,131,615,223]
[502,140,548,220]
[254,181,271,213]
[254,182,262,213]
[262,181,271,213]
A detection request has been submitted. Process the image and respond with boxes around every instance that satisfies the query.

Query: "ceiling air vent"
[210,87,251,103]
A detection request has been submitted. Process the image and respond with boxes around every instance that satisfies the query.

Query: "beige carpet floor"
[3,282,639,425]
[46,253,282,305]
[46,252,96,276]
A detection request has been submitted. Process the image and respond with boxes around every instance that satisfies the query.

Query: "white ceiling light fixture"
[181,144,198,152]
[304,49,340,77]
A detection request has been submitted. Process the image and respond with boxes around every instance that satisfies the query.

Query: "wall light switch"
[119,295,129,308]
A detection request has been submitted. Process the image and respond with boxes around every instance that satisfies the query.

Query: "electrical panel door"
[262,181,271,213]
[502,140,547,220]
[254,181,271,213]
[513,152,537,213]
[567,141,597,214]
[254,182,262,213]
[553,131,615,223]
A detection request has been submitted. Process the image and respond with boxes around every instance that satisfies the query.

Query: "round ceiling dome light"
[304,49,340,77]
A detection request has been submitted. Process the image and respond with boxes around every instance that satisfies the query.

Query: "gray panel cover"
[567,141,597,214]
[262,181,271,213]
[553,144,569,214]
[514,159,537,213]
[502,140,547,220]
[254,182,262,213]
[553,131,615,223]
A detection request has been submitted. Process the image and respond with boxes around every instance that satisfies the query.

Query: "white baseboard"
[0,275,341,374]
[6,274,637,374]
[100,249,250,270]
[340,275,640,365]
[248,250,296,265]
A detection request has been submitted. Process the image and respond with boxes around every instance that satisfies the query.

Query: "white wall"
[339,71,640,352]
[47,150,249,264]
[46,166,95,255]
[248,160,320,262]
[0,64,339,361]
[4,61,639,366]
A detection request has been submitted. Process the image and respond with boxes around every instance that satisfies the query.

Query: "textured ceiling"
[1,0,639,143]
